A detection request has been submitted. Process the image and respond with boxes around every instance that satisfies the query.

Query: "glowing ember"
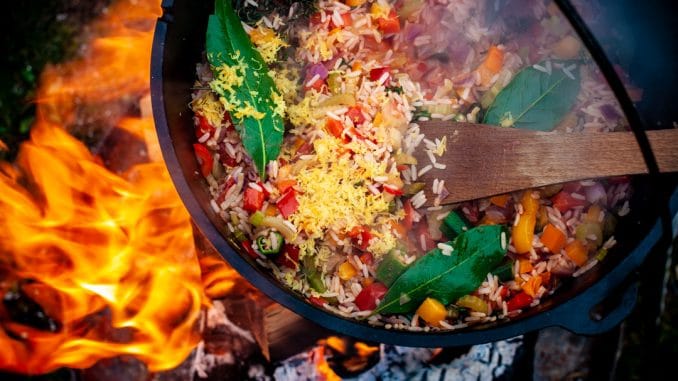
[0,0,224,374]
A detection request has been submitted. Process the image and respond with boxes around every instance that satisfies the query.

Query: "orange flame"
[0,0,219,374]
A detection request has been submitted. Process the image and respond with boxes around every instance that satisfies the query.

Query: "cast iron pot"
[150,0,678,346]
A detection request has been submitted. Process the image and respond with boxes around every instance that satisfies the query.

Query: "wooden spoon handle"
[412,121,678,205]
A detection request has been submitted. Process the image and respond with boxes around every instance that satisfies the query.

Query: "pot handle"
[553,279,638,335]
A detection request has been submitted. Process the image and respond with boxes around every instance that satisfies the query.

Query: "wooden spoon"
[411,121,678,206]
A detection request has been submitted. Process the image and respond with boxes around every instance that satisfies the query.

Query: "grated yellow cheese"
[190,90,224,128]
[290,137,391,241]
[367,224,398,258]
[269,67,300,104]
[249,24,288,64]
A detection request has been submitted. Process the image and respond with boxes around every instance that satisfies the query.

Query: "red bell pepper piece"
[242,240,259,260]
[277,189,299,219]
[309,296,326,307]
[325,118,345,139]
[355,282,388,311]
[243,187,265,213]
[346,106,366,125]
[257,181,270,198]
[275,244,300,269]
[369,66,390,82]
[348,225,373,251]
[359,252,374,267]
[383,184,403,195]
[195,115,216,139]
[376,10,400,35]
[551,191,587,213]
[304,74,326,93]
[402,199,414,230]
[193,143,213,177]
[506,292,533,311]
[217,143,238,167]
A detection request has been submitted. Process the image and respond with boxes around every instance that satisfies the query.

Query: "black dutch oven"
[151,0,678,346]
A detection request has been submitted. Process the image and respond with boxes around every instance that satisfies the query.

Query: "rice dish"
[189,0,633,330]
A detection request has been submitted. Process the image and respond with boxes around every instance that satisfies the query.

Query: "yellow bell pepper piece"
[338,261,357,280]
[416,297,447,326]
[512,213,536,254]
[344,0,367,6]
[456,295,489,313]
[520,191,540,216]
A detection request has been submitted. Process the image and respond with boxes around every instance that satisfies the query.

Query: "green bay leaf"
[374,225,507,315]
[483,60,581,131]
[206,0,284,179]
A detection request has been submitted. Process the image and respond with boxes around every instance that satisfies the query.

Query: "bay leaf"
[206,0,284,179]
[373,225,507,315]
[483,60,581,131]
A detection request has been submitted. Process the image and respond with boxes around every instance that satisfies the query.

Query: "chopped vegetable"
[369,66,391,82]
[398,0,424,20]
[261,215,296,240]
[439,210,470,240]
[376,249,409,286]
[478,45,504,86]
[551,190,587,213]
[490,194,510,208]
[553,35,581,59]
[303,256,327,293]
[456,295,488,314]
[193,143,214,177]
[243,187,265,212]
[540,223,567,253]
[402,199,415,230]
[256,230,285,255]
[492,260,515,282]
[506,291,533,311]
[355,282,388,311]
[249,211,265,227]
[416,297,447,326]
[348,225,373,251]
[376,10,400,35]
[233,229,247,243]
[394,152,417,165]
[520,191,540,216]
[275,244,300,269]
[346,105,366,125]
[564,240,588,266]
[276,178,297,194]
[403,182,425,196]
[575,221,603,247]
[195,115,216,139]
[325,118,345,139]
[512,213,536,254]
[241,239,259,259]
[344,0,366,6]
[338,261,358,281]
[521,275,542,297]
[277,189,299,218]
[518,258,533,274]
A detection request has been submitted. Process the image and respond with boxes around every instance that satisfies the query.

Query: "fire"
[0,0,237,374]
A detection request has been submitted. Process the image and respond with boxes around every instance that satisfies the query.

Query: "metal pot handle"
[553,280,639,335]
